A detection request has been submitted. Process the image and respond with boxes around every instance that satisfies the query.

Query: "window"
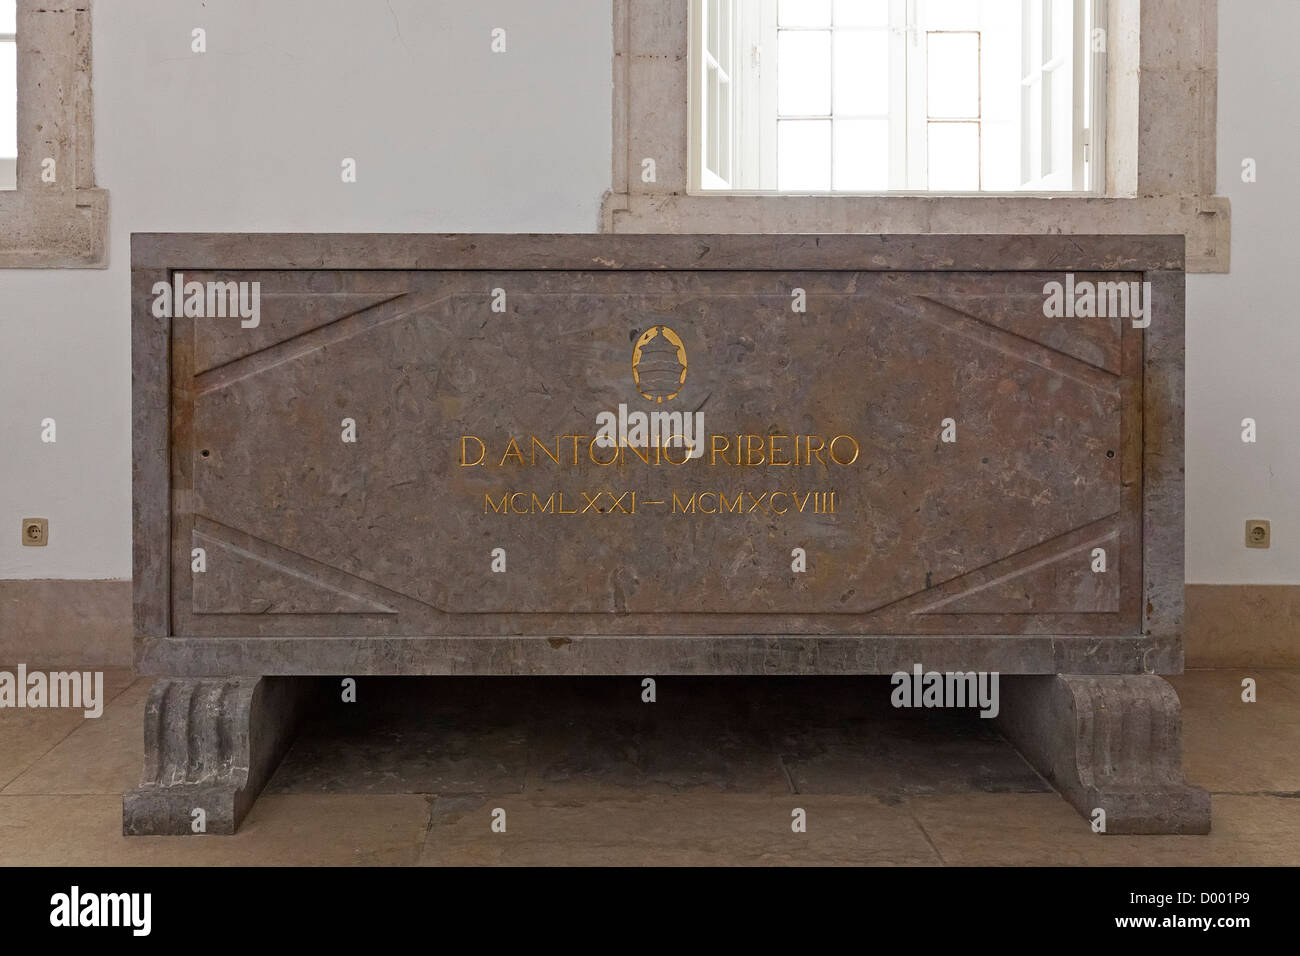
[689,0,1104,193]
[1,0,15,190]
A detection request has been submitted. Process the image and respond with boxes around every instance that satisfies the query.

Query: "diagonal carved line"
[889,293,1123,392]
[919,291,1121,374]
[191,515,447,614]
[193,292,408,375]
[859,513,1121,619]
[193,525,396,615]
[192,291,452,395]
[917,524,1120,615]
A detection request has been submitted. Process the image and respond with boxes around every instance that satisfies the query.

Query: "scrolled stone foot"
[997,674,1210,835]
[123,676,311,835]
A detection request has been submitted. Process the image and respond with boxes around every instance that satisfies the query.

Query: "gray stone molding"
[0,0,108,268]
[134,634,1184,679]
[606,0,1229,273]
[998,674,1211,834]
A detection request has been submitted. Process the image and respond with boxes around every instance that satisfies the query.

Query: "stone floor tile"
[4,678,153,795]
[419,792,941,866]
[0,793,430,866]
[1167,669,1300,793]
[0,667,137,790]
[907,792,1300,866]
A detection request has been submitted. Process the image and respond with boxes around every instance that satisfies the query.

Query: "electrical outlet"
[21,518,48,547]
[1245,520,1270,549]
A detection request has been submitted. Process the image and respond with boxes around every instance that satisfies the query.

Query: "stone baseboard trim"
[1186,584,1300,667]
[0,579,131,666]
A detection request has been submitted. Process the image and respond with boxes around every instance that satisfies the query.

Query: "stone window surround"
[604,0,1229,273]
[0,0,107,268]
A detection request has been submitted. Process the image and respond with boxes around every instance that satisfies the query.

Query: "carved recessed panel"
[170,268,1142,636]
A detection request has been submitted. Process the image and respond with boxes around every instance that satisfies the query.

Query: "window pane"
[981,1,1021,122]
[717,0,731,71]
[1050,60,1071,175]
[718,76,732,178]
[834,118,889,190]
[1040,68,1053,173]
[778,30,831,114]
[778,119,831,190]
[923,0,980,30]
[1050,0,1072,64]
[834,0,888,28]
[927,32,980,118]
[779,0,832,28]
[981,119,1018,190]
[834,30,889,116]
[927,122,979,190]
[1026,70,1043,180]
[1040,0,1054,62]
[705,63,720,175]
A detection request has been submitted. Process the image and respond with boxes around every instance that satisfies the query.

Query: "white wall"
[0,0,612,577]
[1,0,1296,585]
[1184,0,1300,583]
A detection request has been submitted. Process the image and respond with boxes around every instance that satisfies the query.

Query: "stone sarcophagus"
[128,234,1206,835]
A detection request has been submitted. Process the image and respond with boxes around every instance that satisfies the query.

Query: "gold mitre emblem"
[631,325,687,403]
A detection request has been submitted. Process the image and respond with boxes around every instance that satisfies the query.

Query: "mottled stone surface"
[174,269,1137,632]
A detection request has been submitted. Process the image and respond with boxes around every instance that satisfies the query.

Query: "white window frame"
[689,0,777,190]
[693,0,735,188]
[0,1,15,190]
[690,0,1106,196]
[1018,0,1088,189]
